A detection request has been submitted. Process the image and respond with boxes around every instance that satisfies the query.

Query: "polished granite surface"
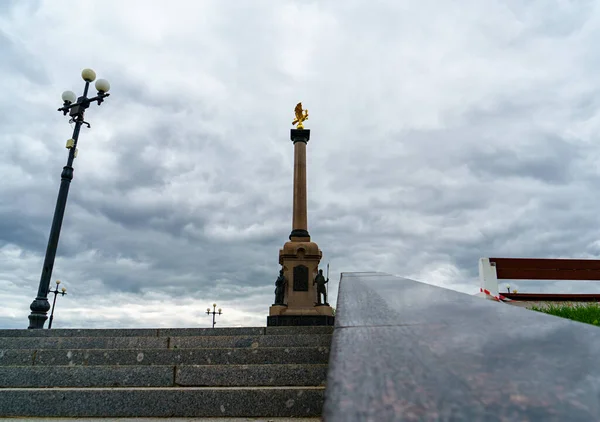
[322,272,600,422]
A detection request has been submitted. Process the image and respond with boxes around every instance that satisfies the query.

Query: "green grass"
[530,302,600,326]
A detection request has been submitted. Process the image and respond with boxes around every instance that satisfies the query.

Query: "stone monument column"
[290,131,309,240]
[268,103,335,326]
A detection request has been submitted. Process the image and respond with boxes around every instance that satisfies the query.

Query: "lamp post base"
[28,297,50,329]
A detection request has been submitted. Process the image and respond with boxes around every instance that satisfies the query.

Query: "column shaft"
[292,141,308,231]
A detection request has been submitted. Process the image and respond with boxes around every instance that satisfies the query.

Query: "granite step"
[0,386,325,418]
[0,326,334,338]
[7,419,321,422]
[0,334,332,350]
[176,364,328,387]
[0,365,173,388]
[0,327,333,418]
[0,364,328,388]
[171,334,331,349]
[0,336,167,350]
[0,346,330,366]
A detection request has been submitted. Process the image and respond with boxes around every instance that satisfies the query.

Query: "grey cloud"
[504,1,595,39]
[0,29,49,86]
[4,0,600,329]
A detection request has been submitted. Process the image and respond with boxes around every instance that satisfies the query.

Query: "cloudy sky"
[2,0,600,329]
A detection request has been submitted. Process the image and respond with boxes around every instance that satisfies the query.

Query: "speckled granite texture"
[2,346,330,366]
[0,326,332,417]
[0,336,168,349]
[0,387,325,417]
[0,363,328,388]
[0,326,332,337]
[322,272,600,422]
[176,364,328,387]
[171,334,331,349]
[4,418,320,421]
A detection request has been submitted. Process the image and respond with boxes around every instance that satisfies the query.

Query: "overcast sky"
[2,0,600,329]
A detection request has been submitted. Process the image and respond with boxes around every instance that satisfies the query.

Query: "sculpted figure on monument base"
[274,268,287,305]
[313,269,329,305]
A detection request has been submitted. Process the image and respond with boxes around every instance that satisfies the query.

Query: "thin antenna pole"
[326,262,330,304]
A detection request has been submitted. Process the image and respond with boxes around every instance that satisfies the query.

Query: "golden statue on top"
[292,102,309,129]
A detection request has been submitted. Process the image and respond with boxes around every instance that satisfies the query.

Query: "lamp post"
[206,303,222,328]
[27,68,111,329]
[48,280,67,329]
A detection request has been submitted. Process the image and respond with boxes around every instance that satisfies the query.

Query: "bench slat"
[501,292,600,301]
[490,258,600,271]
[496,268,600,280]
[490,258,600,281]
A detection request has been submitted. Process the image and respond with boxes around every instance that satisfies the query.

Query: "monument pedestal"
[267,239,335,326]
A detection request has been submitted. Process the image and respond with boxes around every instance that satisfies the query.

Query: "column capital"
[290,129,310,144]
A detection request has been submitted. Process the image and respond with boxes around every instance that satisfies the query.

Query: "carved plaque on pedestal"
[293,265,309,291]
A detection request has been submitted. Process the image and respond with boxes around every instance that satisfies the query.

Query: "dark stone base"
[267,315,335,327]
[289,229,310,240]
[28,297,51,329]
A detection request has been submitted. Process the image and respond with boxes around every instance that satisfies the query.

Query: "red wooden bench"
[479,257,600,301]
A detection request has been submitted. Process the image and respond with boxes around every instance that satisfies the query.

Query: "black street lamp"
[28,68,111,329]
[48,280,67,329]
[206,303,222,328]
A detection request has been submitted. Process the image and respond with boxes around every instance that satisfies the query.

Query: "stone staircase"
[0,326,332,418]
